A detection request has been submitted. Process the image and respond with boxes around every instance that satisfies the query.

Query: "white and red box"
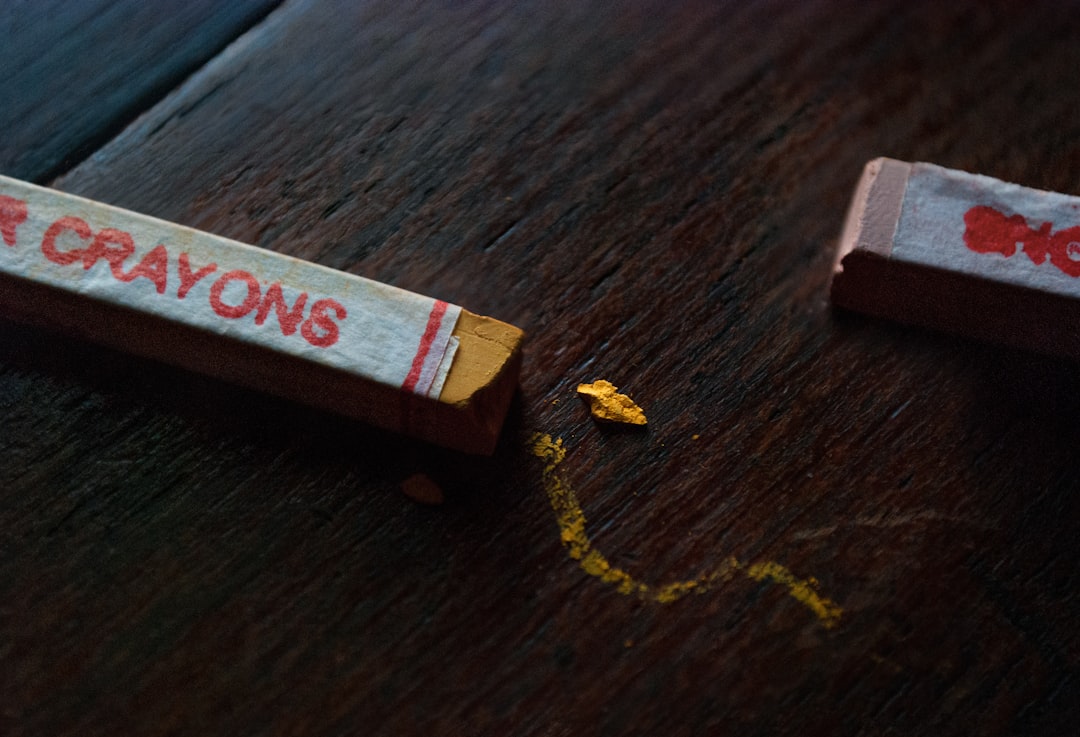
[832,158,1080,358]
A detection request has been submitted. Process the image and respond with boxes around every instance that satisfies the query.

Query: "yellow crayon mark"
[529,433,842,627]
[533,433,646,597]
[744,562,843,628]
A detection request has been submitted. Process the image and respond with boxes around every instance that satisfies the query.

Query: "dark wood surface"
[0,0,281,182]
[3,1,1078,734]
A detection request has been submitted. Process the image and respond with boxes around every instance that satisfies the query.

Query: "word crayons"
[0,175,523,454]
[832,158,1080,359]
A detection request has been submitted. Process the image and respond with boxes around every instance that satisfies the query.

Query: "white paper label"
[893,162,1080,298]
[0,175,460,399]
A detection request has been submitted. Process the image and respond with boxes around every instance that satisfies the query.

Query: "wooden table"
[3,1,1078,734]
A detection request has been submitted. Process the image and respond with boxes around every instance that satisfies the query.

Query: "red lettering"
[963,205,1017,257]
[82,227,134,278]
[209,270,261,318]
[0,195,28,246]
[42,216,92,265]
[1048,225,1080,278]
[177,252,218,299]
[120,244,169,294]
[33,212,347,348]
[254,283,308,336]
[301,298,347,348]
[963,205,1080,278]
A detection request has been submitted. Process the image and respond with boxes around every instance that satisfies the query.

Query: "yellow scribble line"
[529,433,842,628]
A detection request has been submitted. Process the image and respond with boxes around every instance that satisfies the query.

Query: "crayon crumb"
[576,380,647,426]
[401,473,444,505]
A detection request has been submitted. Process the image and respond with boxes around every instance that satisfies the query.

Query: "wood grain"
[0,0,281,181]
[3,1,1079,735]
